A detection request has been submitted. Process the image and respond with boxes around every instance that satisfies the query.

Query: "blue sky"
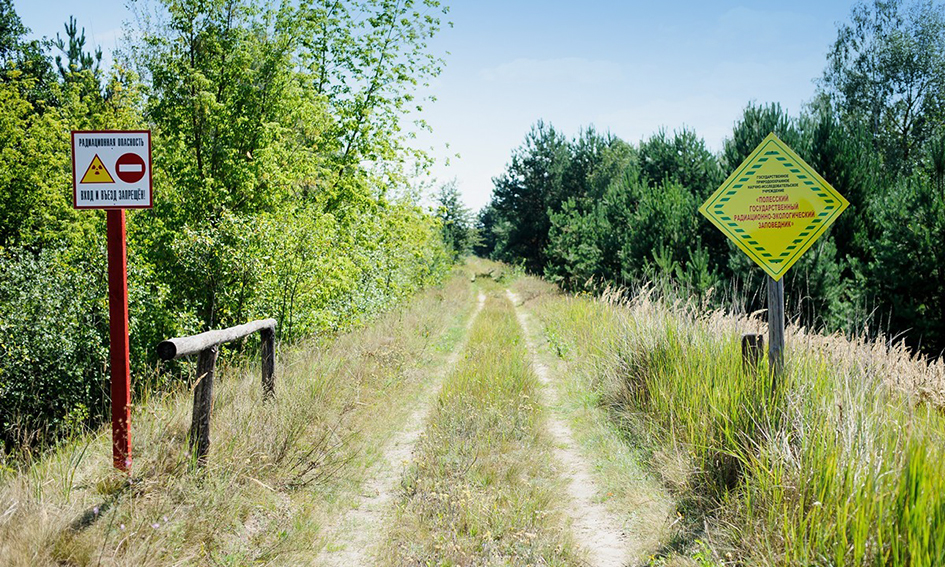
[15,0,856,211]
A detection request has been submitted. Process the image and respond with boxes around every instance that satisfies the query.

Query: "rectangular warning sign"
[72,130,153,209]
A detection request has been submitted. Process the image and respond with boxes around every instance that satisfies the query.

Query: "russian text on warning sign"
[72,130,153,209]
[722,171,820,229]
[77,137,147,148]
[78,189,147,202]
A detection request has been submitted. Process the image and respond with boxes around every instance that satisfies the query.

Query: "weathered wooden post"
[261,327,275,399]
[766,276,785,384]
[190,345,218,466]
[741,332,764,372]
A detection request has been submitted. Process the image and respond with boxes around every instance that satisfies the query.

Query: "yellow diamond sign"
[699,133,849,281]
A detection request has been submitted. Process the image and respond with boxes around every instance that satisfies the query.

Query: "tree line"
[0,0,453,451]
[477,0,945,357]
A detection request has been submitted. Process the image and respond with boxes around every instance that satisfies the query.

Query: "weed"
[0,266,477,565]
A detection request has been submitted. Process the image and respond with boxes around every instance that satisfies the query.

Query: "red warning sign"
[115,153,146,183]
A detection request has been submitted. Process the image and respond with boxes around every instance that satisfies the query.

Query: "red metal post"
[106,209,132,471]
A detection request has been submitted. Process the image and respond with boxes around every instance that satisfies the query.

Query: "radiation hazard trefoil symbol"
[80,154,115,184]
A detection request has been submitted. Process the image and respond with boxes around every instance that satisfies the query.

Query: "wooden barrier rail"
[157,318,276,466]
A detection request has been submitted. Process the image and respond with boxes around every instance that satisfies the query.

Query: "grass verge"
[0,265,477,565]
[381,278,581,566]
[526,283,945,566]
[510,276,675,563]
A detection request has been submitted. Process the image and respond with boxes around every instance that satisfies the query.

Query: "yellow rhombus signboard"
[699,133,849,281]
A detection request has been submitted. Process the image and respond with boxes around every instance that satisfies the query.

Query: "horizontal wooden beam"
[157,318,277,360]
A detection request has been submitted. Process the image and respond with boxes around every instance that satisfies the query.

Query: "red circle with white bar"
[115,153,146,183]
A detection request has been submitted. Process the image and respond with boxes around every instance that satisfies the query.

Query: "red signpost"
[107,210,132,470]
[72,130,152,472]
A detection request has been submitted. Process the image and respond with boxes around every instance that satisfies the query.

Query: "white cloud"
[480,57,623,85]
[596,94,748,152]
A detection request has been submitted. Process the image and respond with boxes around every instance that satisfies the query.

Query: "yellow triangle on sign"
[80,154,115,184]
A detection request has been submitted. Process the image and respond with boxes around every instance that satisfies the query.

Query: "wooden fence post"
[159,318,275,467]
[261,327,275,399]
[767,275,785,389]
[741,333,764,372]
[190,345,219,467]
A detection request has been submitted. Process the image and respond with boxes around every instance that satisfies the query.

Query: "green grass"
[0,266,478,565]
[5,259,943,566]
[528,285,945,566]
[381,279,581,566]
[509,276,676,562]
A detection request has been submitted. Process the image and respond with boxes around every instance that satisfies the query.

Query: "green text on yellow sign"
[699,133,849,281]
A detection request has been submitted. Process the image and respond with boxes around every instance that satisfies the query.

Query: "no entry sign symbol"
[115,153,146,184]
[72,130,152,209]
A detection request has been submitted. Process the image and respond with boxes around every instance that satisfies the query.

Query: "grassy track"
[510,278,675,563]
[5,258,939,566]
[0,267,477,565]
[381,278,582,566]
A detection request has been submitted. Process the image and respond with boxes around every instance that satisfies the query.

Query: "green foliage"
[0,247,109,448]
[537,128,721,297]
[54,16,102,80]
[491,86,945,351]
[0,0,453,452]
[488,121,570,271]
[823,0,945,174]
[434,180,475,260]
[867,170,945,346]
[545,197,614,290]
[293,0,449,203]
[0,0,57,104]
[486,124,635,276]
[640,127,721,196]
[722,102,801,171]
[136,0,312,222]
[473,203,499,258]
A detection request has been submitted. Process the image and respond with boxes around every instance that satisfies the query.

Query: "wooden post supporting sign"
[106,210,132,470]
[766,276,785,384]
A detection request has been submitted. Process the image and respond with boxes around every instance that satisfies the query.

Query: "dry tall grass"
[0,266,477,565]
[529,283,945,566]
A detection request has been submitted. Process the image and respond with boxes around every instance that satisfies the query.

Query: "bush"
[0,247,109,448]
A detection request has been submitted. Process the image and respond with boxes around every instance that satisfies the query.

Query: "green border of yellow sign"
[699,133,849,281]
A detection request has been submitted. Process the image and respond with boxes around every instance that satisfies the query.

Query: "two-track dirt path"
[315,292,487,566]
[507,290,634,567]
[318,285,647,566]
